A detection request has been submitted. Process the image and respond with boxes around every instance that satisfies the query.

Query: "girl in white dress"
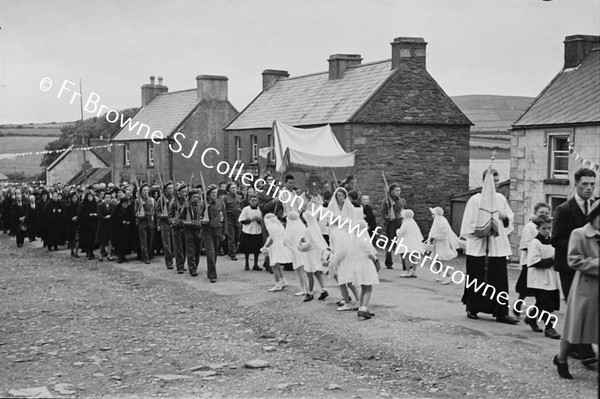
[261,213,292,292]
[284,211,309,297]
[327,187,360,311]
[301,212,329,302]
[426,207,459,284]
[351,220,379,319]
[396,209,424,277]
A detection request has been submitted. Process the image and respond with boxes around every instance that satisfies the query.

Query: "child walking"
[352,220,380,319]
[238,194,263,271]
[301,212,329,302]
[284,211,309,297]
[261,214,291,292]
[514,202,550,317]
[426,207,459,284]
[396,209,424,278]
[525,214,561,339]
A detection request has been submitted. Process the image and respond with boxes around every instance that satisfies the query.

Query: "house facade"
[510,34,600,256]
[46,141,110,186]
[111,75,238,185]
[225,37,472,230]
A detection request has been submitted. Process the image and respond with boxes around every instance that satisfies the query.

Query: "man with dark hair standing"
[224,182,241,261]
[157,181,175,269]
[181,189,203,277]
[169,183,188,274]
[551,167,597,364]
[381,183,406,269]
[135,183,156,264]
[201,184,227,283]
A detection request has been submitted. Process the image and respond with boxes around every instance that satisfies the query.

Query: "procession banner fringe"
[569,144,600,172]
[0,143,124,160]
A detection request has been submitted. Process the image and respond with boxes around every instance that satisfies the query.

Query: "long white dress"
[264,216,292,264]
[396,212,424,254]
[302,212,328,274]
[284,212,308,270]
[327,188,357,285]
[351,228,380,286]
[427,213,459,261]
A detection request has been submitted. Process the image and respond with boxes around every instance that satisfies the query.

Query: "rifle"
[199,172,209,222]
[381,171,396,221]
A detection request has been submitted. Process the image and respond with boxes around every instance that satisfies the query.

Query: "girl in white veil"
[301,212,329,301]
[327,187,360,310]
[426,207,459,284]
[262,214,292,291]
[284,211,309,297]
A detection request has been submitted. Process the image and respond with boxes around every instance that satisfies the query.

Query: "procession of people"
[0,167,597,380]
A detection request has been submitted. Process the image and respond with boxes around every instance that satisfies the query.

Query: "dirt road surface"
[1,235,597,398]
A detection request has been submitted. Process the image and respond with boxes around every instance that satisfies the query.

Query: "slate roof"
[513,48,600,127]
[0,171,8,180]
[67,167,111,186]
[90,147,111,166]
[225,60,396,130]
[452,95,534,131]
[111,89,199,141]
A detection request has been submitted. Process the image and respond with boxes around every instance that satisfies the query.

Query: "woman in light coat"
[553,200,599,379]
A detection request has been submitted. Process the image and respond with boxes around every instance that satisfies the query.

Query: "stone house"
[46,140,111,186]
[111,76,238,185]
[510,34,600,256]
[224,36,471,229]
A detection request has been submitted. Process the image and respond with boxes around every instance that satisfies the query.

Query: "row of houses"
[46,34,600,259]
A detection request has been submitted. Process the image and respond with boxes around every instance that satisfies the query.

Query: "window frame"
[147,141,154,167]
[124,143,130,167]
[250,135,258,164]
[235,136,242,161]
[548,133,570,179]
[547,195,568,213]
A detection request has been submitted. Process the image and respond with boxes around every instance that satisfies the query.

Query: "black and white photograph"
[0,0,599,397]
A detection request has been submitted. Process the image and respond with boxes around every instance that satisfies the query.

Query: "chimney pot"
[157,76,163,86]
[141,76,168,107]
[262,69,289,91]
[391,37,427,71]
[196,75,228,101]
[563,35,600,68]
[328,54,362,80]
[150,75,155,85]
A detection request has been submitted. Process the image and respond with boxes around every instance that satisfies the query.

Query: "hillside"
[452,95,534,132]
[0,122,74,137]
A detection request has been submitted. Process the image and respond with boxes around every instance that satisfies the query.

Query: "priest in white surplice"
[460,169,519,324]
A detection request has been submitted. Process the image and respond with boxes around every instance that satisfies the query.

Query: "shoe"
[553,356,573,379]
[318,291,329,301]
[385,265,393,270]
[191,272,199,277]
[544,328,561,339]
[294,291,307,297]
[107,256,114,261]
[524,317,543,332]
[512,307,521,318]
[466,310,479,320]
[177,270,184,274]
[336,300,345,306]
[581,358,598,371]
[116,258,123,264]
[231,256,237,261]
[252,265,262,271]
[74,253,80,258]
[267,284,283,292]
[337,304,354,311]
[244,264,250,271]
[181,268,187,272]
[303,294,314,302]
[496,315,519,325]
[166,265,174,270]
[265,266,273,274]
[210,278,216,283]
[440,278,452,285]
[357,310,372,319]
[144,260,151,264]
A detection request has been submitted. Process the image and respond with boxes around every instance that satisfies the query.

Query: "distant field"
[0,127,62,137]
[0,136,57,176]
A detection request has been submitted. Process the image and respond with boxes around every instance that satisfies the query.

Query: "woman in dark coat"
[26,195,38,242]
[36,189,50,243]
[42,192,66,251]
[78,191,98,260]
[112,197,135,263]
[65,191,80,257]
[95,191,115,261]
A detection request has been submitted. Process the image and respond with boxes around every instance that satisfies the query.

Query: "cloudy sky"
[0,0,599,124]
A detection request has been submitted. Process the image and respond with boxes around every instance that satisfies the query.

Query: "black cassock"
[42,200,66,248]
[111,202,135,259]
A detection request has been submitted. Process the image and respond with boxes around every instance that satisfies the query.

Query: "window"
[547,195,567,212]
[549,135,569,179]
[147,142,154,167]
[124,143,130,167]
[251,135,258,163]
[235,136,242,161]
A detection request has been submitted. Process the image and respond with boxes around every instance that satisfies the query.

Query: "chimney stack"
[196,75,228,101]
[328,54,362,80]
[391,37,427,71]
[564,35,600,68]
[141,75,168,107]
[262,69,289,91]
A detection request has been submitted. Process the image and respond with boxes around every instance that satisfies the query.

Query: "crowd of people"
[0,168,597,379]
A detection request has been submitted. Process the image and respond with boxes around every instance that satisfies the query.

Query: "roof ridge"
[156,88,197,96]
[281,58,392,82]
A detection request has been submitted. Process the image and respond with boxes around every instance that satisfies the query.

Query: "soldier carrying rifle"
[380,172,406,270]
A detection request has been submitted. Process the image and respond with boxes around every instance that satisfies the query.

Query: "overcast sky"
[0,0,599,124]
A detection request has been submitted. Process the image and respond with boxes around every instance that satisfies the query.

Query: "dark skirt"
[515,265,536,297]
[238,232,262,254]
[461,255,509,317]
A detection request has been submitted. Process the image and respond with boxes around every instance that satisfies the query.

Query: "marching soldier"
[156,181,175,269]
[180,188,203,277]
[134,183,156,264]
[168,183,188,274]
[201,184,227,283]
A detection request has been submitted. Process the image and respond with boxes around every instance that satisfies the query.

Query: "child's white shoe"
[337,303,354,311]
[267,284,283,292]
[294,291,307,296]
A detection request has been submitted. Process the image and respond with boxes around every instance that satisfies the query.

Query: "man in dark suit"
[551,167,596,364]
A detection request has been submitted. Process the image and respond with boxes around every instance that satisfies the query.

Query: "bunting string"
[569,144,600,172]
[0,143,124,161]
